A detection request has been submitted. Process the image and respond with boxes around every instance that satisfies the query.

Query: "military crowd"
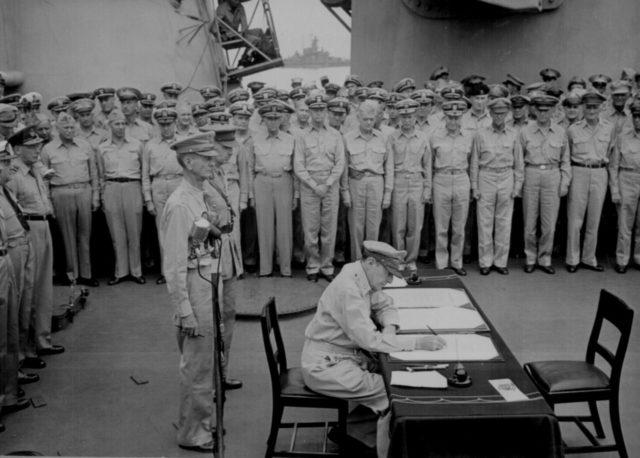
[1,64,640,434]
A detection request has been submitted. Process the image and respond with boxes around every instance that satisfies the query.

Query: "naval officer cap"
[204,97,226,113]
[367,80,385,89]
[140,93,157,107]
[531,94,559,109]
[466,82,490,97]
[354,87,370,100]
[327,97,350,114]
[0,94,22,108]
[153,107,178,124]
[8,125,43,147]
[367,88,388,102]
[324,83,341,96]
[442,100,469,117]
[254,88,277,103]
[289,87,306,101]
[200,85,222,99]
[227,88,250,104]
[567,76,587,91]
[71,98,95,114]
[588,74,612,87]
[487,97,511,112]
[430,65,449,80]
[305,94,328,109]
[386,92,405,106]
[191,103,208,117]
[439,85,465,100]
[392,77,416,93]
[610,80,631,95]
[47,96,71,112]
[116,87,141,101]
[344,75,363,87]
[155,99,177,109]
[0,103,19,126]
[503,73,525,89]
[160,82,183,96]
[67,92,93,102]
[209,110,232,124]
[291,77,303,87]
[258,101,284,118]
[247,81,266,93]
[539,68,561,81]
[362,240,407,279]
[561,91,583,107]
[229,101,254,116]
[171,132,218,156]
[395,98,419,115]
[93,87,116,99]
[509,94,531,107]
[211,124,237,147]
[581,90,607,106]
[410,89,435,104]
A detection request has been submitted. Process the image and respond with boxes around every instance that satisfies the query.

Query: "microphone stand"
[211,249,226,458]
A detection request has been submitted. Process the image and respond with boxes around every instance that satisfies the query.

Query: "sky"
[239,0,351,59]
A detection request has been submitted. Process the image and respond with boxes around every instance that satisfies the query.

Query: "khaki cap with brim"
[362,240,407,279]
[171,132,218,156]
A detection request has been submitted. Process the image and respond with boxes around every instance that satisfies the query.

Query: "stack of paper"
[397,307,488,333]
[384,288,471,309]
[390,334,500,362]
[391,370,448,389]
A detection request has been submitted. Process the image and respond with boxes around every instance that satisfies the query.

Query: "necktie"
[2,186,30,232]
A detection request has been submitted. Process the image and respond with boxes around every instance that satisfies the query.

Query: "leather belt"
[304,340,362,357]
[257,171,289,178]
[349,169,381,179]
[435,168,467,175]
[51,182,90,189]
[152,173,182,181]
[106,178,140,183]
[395,172,423,179]
[24,214,50,221]
[620,166,640,172]
[571,161,606,168]
[480,166,512,173]
[525,164,558,170]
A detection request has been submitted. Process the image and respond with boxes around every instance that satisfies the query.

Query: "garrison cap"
[227,88,250,104]
[531,94,559,109]
[367,88,388,102]
[305,94,328,109]
[488,84,509,99]
[395,98,419,114]
[204,97,227,113]
[409,89,435,103]
[610,80,631,95]
[291,77,303,87]
[487,97,511,112]
[392,77,416,93]
[466,82,490,97]
[503,73,525,88]
[439,85,465,100]
[0,94,22,107]
[7,125,43,147]
[354,86,370,99]
[228,101,254,116]
[253,88,277,103]
[258,101,285,118]
[211,124,237,146]
[327,97,350,114]
[116,87,141,101]
[441,100,468,117]
[191,103,208,117]
[324,83,341,96]
[567,76,587,91]
[0,140,15,160]
[344,75,363,87]
[153,107,178,123]
[47,96,71,112]
[581,90,607,105]
[539,68,561,81]
[362,240,406,279]
[93,87,116,99]
[588,74,612,86]
[509,94,531,107]
[367,80,384,89]
[276,89,291,102]
[289,87,306,101]
[209,111,232,124]
[107,109,126,123]
[629,100,640,116]
[0,103,19,126]
[160,82,183,96]
[247,81,266,94]
[562,91,583,107]
[386,92,405,106]
[171,132,217,156]
[56,112,76,127]
[139,93,157,106]
[155,99,177,109]
[71,98,96,113]
[67,92,93,102]
[430,66,449,80]
[200,85,222,99]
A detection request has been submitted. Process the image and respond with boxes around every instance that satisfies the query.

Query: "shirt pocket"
[348,142,366,167]
[547,138,564,158]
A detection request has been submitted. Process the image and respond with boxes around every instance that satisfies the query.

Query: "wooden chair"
[261,297,348,458]
[524,289,634,457]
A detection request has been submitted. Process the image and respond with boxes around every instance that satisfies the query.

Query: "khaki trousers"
[151,176,182,261]
[348,175,384,260]
[28,221,54,352]
[7,239,33,362]
[0,253,19,407]
[565,167,608,266]
[300,180,340,275]
[103,181,143,278]
[433,173,470,270]
[51,185,92,279]
[221,276,237,378]
[477,170,514,268]
[523,168,560,266]
[391,173,424,267]
[226,180,243,266]
[254,173,293,276]
[616,170,640,265]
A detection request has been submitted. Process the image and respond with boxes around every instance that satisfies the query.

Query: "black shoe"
[244,264,257,274]
[321,272,335,282]
[18,371,39,385]
[223,378,243,390]
[493,266,509,275]
[258,273,273,278]
[156,275,166,285]
[539,265,555,275]
[54,275,71,286]
[307,273,319,282]
[451,267,467,276]
[566,264,578,273]
[3,399,30,414]
[178,441,215,453]
[580,262,604,272]
[418,254,432,264]
[463,255,472,264]
[479,267,491,276]
[279,273,292,278]
[524,264,536,273]
[38,345,65,356]
[77,277,99,287]
[17,387,25,398]
[107,276,125,286]
[22,357,46,369]
[132,275,146,284]
[615,264,627,274]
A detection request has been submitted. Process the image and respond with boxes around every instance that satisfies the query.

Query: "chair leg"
[588,400,605,438]
[265,404,284,458]
[609,398,628,458]
[338,404,348,437]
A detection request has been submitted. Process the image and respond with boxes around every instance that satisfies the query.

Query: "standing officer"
[294,94,345,282]
[117,87,154,143]
[176,103,198,139]
[7,127,64,359]
[40,113,100,286]
[602,81,632,137]
[341,100,394,260]
[246,102,296,277]
[141,107,182,285]
[565,91,614,272]
[97,109,145,285]
[411,89,436,135]
[92,87,117,131]
[139,93,157,125]
[519,95,571,274]
[609,100,640,273]
[430,100,474,275]
[160,132,220,453]
[72,98,108,149]
[470,98,524,275]
[388,98,431,277]
[384,92,403,130]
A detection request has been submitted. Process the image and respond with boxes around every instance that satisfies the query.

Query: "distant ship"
[284,36,350,68]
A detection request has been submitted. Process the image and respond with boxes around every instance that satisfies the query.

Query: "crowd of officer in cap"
[1,64,640,433]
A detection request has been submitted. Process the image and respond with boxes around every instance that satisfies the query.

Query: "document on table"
[489,378,528,401]
[384,288,472,309]
[387,276,408,287]
[390,334,500,362]
[391,370,448,389]
[397,307,489,333]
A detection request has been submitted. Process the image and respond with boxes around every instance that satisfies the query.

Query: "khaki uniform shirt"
[519,121,571,192]
[125,118,155,143]
[429,127,474,172]
[608,129,640,199]
[141,136,182,202]
[7,159,53,216]
[77,125,108,150]
[293,124,345,192]
[97,136,143,188]
[567,119,615,165]
[247,130,296,199]
[461,109,492,134]
[0,188,28,244]
[388,128,432,198]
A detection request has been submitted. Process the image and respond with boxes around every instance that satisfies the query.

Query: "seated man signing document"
[301,240,445,457]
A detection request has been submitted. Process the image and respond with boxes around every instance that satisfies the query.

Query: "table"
[380,274,563,458]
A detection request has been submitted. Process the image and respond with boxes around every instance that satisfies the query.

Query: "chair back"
[261,297,288,396]
[586,289,634,388]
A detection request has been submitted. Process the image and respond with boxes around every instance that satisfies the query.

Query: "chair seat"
[281,367,343,404]
[525,361,610,394]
